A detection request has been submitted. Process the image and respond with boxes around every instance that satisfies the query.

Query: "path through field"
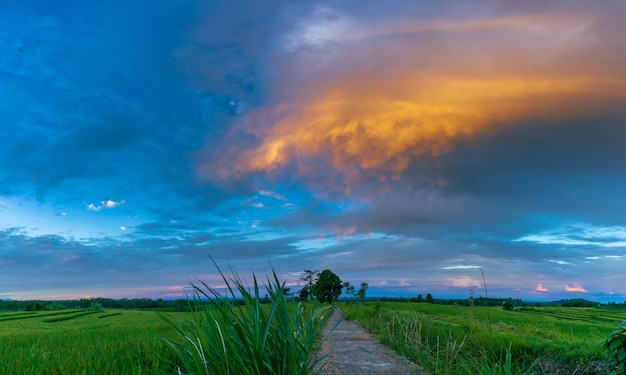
[316,307,432,375]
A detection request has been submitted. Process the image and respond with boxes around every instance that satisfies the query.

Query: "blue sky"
[2,0,626,302]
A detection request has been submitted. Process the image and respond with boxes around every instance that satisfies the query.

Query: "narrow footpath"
[315,308,432,375]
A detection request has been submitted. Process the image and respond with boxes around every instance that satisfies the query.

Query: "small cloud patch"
[87,199,126,212]
[535,284,548,292]
[565,283,587,293]
[259,190,287,201]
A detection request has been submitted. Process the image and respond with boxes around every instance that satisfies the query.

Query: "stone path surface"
[315,308,432,375]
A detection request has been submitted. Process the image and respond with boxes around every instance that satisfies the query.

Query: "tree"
[503,298,514,311]
[342,282,355,301]
[357,282,368,301]
[298,286,311,302]
[300,269,319,287]
[313,269,342,303]
[426,293,434,303]
[298,269,319,302]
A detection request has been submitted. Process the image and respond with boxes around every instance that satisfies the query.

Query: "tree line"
[0,298,189,312]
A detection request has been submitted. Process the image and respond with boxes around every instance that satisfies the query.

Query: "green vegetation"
[0,296,188,312]
[0,265,334,374]
[459,345,540,375]
[97,312,123,319]
[298,269,363,304]
[159,263,334,375]
[603,322,626,374]
[43,310,98,323]
[0,308,179,374]
[2,273,625,375]
[341,301,626,374]
[0,299,331,374]
[298,269,319,302]
[312,269,342,303]
[342,281,369,302]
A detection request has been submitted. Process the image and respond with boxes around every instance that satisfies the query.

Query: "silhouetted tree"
[343,282,355,301]
[298,286,311,302]
[426,293,434,303]
[299,269,319,302]
[357,282,369,301]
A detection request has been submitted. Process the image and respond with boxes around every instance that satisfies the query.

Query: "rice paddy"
[340,301,626,374]
[0,308,182,374]
[1,300,624,374]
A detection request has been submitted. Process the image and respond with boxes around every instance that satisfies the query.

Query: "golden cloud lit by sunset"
[203,9,626,193]
[242,76,618,175]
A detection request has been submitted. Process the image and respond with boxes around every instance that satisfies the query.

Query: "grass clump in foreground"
[160,262,333,375]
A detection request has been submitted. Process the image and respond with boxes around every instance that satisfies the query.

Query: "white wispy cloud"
[440,265,482,270]
[515,224,626,248]
[259,190,287,201]
[549,259,572,265]
[87,199,125,212]
[370,280,389,287]
[86,204,100,212]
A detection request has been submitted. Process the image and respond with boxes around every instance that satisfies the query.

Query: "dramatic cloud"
[200,2,626,199]
[1,1,625,301]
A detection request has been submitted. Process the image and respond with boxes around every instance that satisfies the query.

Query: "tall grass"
[459,346,540,375]
[160,262,333,375]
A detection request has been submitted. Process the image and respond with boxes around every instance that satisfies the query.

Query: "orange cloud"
[215,77,624,194]
[201,9,626,192]
[535,284,548,292]
[565,283,588,293]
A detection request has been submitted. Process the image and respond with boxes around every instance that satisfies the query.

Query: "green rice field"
[0,308,187,374]
[340,302,626,374]
[1,302,625,374]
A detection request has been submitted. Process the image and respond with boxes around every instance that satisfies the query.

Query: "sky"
[1,0,626,302]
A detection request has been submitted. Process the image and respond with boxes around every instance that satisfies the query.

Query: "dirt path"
[315,307,432,375]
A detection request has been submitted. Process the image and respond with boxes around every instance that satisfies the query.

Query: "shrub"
[87,302,104,312]
[603,322,626,374]
[503,299,514,311]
